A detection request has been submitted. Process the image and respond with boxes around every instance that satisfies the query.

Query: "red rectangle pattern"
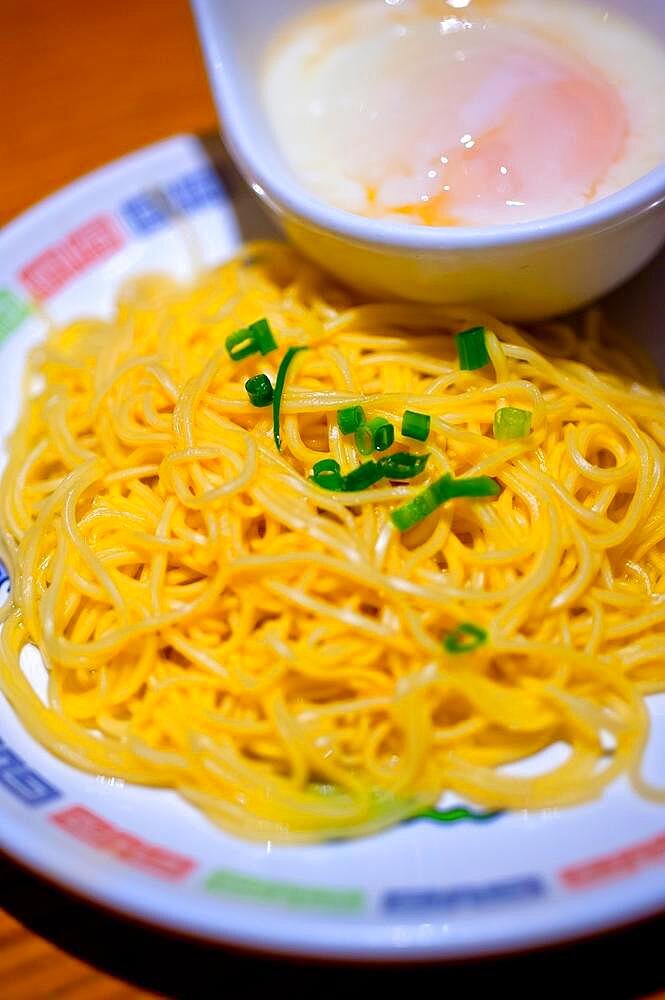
[50,805,195,881]
[19,214,125,299]
[561,830,665,889]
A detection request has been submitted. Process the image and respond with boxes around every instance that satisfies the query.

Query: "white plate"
[1,134,665,962]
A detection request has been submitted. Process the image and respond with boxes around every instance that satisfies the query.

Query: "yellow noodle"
[0,240,664,842]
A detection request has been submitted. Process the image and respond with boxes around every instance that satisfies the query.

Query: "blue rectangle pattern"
[121,192,171,235]
[0,736,61,807]
[382,875,545,914]
[166,167,225,212]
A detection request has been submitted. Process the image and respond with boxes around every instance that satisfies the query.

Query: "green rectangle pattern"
[0,290,30,342]
[205,868,364,912]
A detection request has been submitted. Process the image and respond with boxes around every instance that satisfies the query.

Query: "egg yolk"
[266,1,629,226]
[367,29,627,226]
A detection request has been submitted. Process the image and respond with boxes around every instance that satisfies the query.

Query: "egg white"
[263,0,665,226]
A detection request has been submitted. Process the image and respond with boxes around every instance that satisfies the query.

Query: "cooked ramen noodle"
[1,242,664,842]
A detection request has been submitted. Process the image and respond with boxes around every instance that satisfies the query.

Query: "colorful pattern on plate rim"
[2,163,665,919]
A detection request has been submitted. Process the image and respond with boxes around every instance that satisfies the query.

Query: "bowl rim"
[224,97,665,251]
[194,0,665,252]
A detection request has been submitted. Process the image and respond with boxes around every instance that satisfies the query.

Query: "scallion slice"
[390,486,441,532]
[225,327,256,361]
[250,318,278,355]
[273,346,307,451]
[455,326,489,371]
[337,405,365,435]
[342,460,385,492]
[245,373,273,407]
[402,410,431,442]
[336,451,434,493]
[374,422,394,452]
[226,317,278,361]
[390,473,500,532]
[355,417,394,455]
[494,406,532,440]
[433,474,501,501]
[309,458,343,491]
[443,622,488,654]
[379,452,429,480]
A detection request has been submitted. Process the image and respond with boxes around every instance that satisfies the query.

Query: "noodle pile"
[1,241,665,842]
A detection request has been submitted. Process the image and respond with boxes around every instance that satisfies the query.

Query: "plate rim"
[3,835,665,966]
[4,807,665,963]
[2,133,665,962]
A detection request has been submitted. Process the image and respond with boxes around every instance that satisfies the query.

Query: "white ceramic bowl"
[192,0,665,320]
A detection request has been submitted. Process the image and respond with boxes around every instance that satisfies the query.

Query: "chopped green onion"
[402,410,431,442]
[374,422,394,452]
[225,327,257,361]
[390,485,442,532]
[494,406,532,440]
[342,460,385,492]
[273,346,307,451]
[310,458,343,491]
[355,417,395,455]
[225,317,277,361]
[245,373,273,407]
[432,474,501,501]
[355,423,374,455]
[249,318,278,355]
[443,622,488,654]
[379,452,430,480]
[337,405,365,435]
[455,326,490,370]
[390,474,501,532]
[313,459,340,475]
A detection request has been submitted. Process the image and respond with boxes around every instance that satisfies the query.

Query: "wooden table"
[1,0,216,227]
[2,1,665,996]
